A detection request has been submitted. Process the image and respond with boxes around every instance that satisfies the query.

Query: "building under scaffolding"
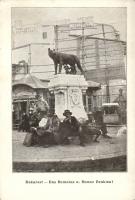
[53,21,126,110]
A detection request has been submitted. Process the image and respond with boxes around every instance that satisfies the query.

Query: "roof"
[12,74,48,89]
[13,74,100,89]
[87,80,101,88]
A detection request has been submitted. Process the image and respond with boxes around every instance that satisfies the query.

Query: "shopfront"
[12,84,37,127]
[12,74,49,129]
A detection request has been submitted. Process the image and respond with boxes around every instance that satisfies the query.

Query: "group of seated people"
[23,108,111,148]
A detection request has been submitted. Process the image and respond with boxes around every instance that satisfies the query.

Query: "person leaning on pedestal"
[35,94,49,116]
[83,112,101,143]
[93,108,111,139]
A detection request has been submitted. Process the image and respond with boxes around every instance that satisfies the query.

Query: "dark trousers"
[100,123,107,135]
[59,124,85,144]
[30,127,56,146]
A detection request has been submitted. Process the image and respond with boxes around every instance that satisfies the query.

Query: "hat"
[63,109,72,116]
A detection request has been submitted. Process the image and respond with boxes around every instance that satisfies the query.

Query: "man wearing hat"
[60,109,85,146]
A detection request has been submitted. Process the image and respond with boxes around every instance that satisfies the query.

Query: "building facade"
[12,19,126,114]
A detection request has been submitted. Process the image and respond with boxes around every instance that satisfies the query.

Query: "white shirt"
[39,117,48,127]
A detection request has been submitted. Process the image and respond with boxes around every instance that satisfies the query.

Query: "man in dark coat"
[29,109,39,128]
[18,112,30,132]
[59,110,85,146]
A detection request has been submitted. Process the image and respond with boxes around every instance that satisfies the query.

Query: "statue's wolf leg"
[78,63,84,74]
[54,62,58,74]
[76,59,84,74]
[59,60,63,74]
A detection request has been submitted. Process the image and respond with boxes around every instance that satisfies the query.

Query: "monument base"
[49,74,88,121]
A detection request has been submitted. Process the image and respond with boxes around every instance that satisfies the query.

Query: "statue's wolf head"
[48,48,56,59]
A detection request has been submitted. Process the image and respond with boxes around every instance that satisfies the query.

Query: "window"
[87,96,93,112]
[42,32,47,39]
[82,94,87,111]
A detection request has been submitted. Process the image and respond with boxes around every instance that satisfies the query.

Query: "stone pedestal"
[48,74,88,121]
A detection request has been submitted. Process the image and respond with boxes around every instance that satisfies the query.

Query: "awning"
[12,74,48,89]
[13,98,35,102]
[87,80,101,88]
[102,103,119,107]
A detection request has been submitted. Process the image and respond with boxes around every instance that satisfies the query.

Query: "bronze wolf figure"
[48,48,84,75]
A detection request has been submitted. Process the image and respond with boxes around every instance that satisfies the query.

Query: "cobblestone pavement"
[12,129,126,162]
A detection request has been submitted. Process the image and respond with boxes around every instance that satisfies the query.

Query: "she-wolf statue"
[48,48,84,75]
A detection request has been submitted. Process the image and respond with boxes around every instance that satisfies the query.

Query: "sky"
[12,7,126,41]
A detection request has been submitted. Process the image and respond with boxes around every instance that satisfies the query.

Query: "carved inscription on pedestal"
[69,88,81,106]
